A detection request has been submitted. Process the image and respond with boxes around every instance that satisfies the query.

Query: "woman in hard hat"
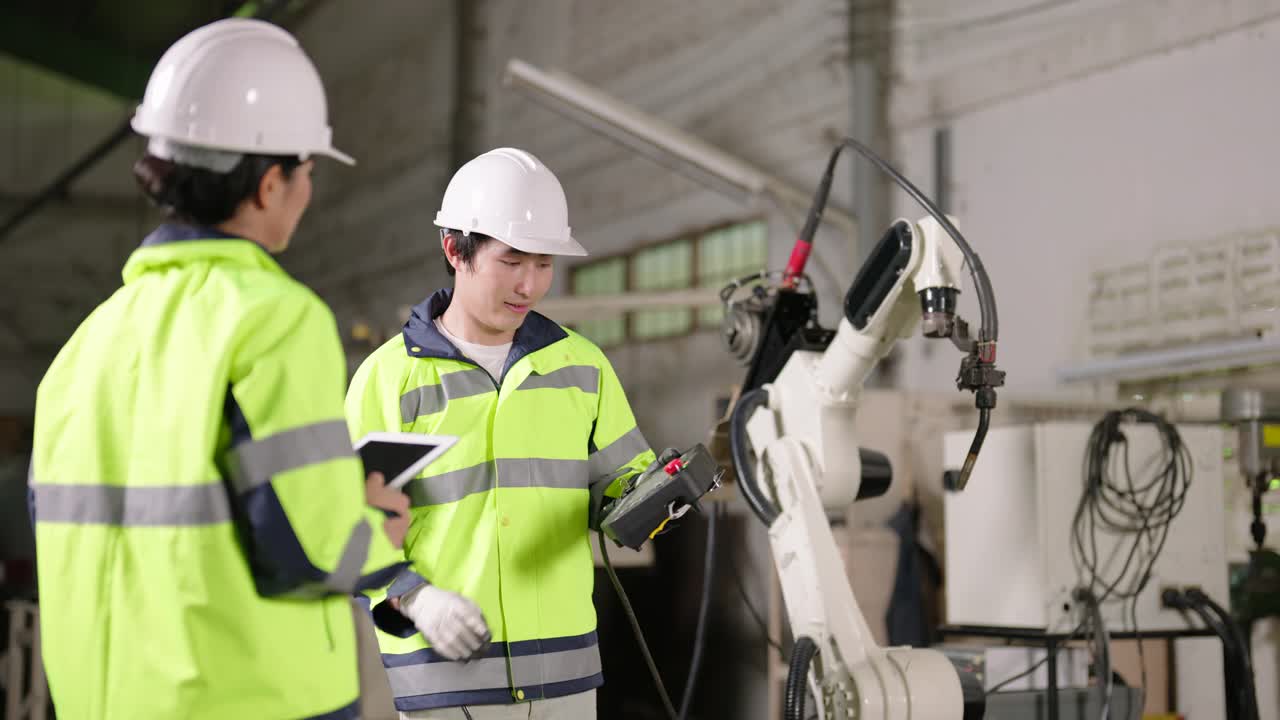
[29,18,410,720]
[345,148,657,719]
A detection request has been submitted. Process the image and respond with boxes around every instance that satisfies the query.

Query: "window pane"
[571,257,627,346]
[698,220,768,327]
[632,240,693,340]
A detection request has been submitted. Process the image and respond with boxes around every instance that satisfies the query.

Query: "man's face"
[449,235,554,335]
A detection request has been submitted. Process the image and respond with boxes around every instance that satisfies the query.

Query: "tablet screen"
[354,432,457,489]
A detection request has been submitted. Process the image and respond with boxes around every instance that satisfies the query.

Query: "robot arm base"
[790,645,974,720]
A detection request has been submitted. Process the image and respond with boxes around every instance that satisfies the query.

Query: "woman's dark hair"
[133,153,302,226]
[442,229,493,276]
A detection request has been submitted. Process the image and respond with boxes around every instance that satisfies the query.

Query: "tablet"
[354,432,458,490]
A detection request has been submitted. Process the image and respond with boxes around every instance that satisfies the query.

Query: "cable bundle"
[1072,408,1192,605]
[1071,408,1192,716]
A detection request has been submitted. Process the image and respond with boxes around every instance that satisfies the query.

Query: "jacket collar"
[141,222,242,246]
[402,289,568,377]
[123,223,282,284]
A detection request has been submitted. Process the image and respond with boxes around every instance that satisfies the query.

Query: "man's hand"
[399,585,492,661]
[589,448,683,531]
[365,472,410,548]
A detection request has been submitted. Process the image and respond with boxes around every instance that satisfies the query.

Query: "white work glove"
[399,585,491,661]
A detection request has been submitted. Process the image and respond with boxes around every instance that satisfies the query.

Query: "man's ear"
[441,231,460,271]
[254,164,283,211]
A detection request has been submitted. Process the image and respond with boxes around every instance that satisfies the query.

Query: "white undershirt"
[434,318,512,382]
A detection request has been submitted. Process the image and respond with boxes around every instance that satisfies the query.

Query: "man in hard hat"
[28,18,411,720]
[346,148,656,718]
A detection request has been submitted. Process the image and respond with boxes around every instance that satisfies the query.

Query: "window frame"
[567,216,767,346]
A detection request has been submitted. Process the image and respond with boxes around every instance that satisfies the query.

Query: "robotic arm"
[728,141,1003,720]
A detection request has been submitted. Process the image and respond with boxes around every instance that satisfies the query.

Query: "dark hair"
[133,153,302,227]
[442,229,493,276]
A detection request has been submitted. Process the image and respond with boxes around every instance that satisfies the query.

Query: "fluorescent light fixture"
[1058,336,1280,384]
[502,59,858,246]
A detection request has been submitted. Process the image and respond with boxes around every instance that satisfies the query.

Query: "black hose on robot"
[596,500,722,720]
[677,501,721,720]
[784,636,818,720]
[729,386,831,720]
[786,138,1003,491]
[730,387,779,527]
[801,138,999,344]
[596,528,679,720]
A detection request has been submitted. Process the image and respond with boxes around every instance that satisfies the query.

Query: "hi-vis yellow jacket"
[345,289,654,712]
[30,223,407,720]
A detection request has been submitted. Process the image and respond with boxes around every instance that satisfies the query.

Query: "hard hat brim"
[131,117,357,166]
[526,235,588,257]
[468,230,590,258]
[315,145,356,166]
[506,236,588,257]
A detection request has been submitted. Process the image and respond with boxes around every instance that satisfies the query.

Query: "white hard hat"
[434,148,586,257]
[131,18,353,166]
